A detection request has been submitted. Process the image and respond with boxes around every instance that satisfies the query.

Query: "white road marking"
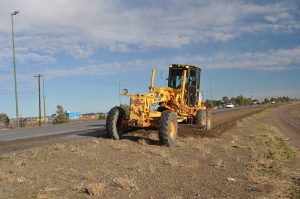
[0,126,103,140]
[0,132,16,136]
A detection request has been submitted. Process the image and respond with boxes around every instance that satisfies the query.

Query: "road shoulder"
[0,106,299,198]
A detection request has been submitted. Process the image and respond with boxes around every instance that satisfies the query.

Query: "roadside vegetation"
[0,113,9,127]
[53,105,69,124]
[242,113,300,198]
[205,95,293,108]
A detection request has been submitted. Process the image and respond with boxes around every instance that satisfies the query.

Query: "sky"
[0,0,300,118]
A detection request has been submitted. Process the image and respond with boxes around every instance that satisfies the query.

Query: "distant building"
[80,113,100,120]
[66,111,80,120]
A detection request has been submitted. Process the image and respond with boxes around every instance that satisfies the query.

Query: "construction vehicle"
[106,64,211,146]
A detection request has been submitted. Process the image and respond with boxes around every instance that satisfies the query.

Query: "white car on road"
[226,103,235,108]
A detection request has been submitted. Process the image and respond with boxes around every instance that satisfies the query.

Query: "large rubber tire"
[106,107,127,140]
[195,110,206,126]
[158,110,178,147]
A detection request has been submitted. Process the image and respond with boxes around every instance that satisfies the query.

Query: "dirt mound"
[177,121,235,138]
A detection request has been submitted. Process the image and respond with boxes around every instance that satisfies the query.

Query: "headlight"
[154,92,160,97]
[122,89,128,95]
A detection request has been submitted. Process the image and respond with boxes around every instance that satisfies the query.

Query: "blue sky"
[0,0,300,118]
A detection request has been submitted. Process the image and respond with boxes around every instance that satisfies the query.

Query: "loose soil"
[0,104,299,198]
[178,106,265,138]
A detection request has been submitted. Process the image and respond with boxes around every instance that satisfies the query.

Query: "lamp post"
[11,10,20,128]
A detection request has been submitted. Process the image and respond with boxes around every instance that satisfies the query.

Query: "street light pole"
[11,10,20,128]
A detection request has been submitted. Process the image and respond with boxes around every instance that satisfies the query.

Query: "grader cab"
[106,64,211,146]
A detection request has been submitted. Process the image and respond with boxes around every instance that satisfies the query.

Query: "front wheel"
[158,110,178,147]
[106,107,127,140]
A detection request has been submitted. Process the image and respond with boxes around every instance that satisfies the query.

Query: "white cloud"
[1,45,299,83]
[0,0,299,61]
[174,46,300,70]
[8,46,296,79]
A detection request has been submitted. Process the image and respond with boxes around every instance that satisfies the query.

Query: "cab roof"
[169,64,201,71]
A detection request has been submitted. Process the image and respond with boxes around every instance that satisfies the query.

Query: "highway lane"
[0,120,105,141]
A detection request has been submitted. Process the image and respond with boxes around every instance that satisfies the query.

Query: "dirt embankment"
[267,103,300,152]
[0,104,299,198]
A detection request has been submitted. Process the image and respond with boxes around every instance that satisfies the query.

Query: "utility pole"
[11,10,20,128]
[42,76,46,124]
[34,73,43,126]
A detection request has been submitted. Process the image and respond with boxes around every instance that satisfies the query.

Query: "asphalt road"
[0,120,105,142]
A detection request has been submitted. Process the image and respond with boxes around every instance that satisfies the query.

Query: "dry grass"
[90,138,101,144]
[113,177,136,191]
[164,158,178,166]
[32,194,49,199]
[192,141,211,157]
[144,147,168,158]
[291,104,300,118]
[53,143,65,150]
[214,159,225,168]
[85,182,106,196]
[246,114,299,198]
[111,142,129,150]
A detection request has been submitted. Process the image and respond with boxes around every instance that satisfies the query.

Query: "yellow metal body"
[122,65,207,128]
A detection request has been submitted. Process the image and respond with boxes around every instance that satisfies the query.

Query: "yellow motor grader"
[106,64,211,146]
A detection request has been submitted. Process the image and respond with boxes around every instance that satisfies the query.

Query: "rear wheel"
[158,110,178,147]
[106,107,127,140]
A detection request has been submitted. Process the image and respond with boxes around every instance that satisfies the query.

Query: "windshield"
[168,68,185,89]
